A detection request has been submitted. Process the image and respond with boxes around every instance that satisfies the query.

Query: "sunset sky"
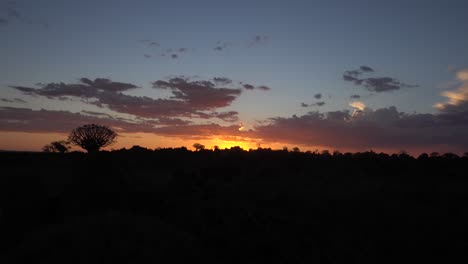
[1,0,468,154]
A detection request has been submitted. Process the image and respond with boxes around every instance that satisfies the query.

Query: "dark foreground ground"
[1,148,467,263]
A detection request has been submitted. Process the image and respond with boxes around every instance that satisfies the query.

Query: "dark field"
[1,148,467,263]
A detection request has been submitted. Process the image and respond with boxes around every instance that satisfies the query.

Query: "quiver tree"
[42,140,71,153]
[68,124,117,153]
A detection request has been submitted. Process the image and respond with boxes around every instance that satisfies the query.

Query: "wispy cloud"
[248,35,269,47]
[343,66,417,92]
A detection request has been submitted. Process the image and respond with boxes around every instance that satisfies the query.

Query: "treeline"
[1,148,467,263]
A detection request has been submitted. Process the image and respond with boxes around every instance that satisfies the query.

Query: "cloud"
[214,111,239,122]
[0,107,157,134]
[213,77,232,85]
[12,76,270,123]
[1,98,25,103]
[350,94,361,99]
[435,69,468,113]
[360,66,374,72]
[257,85,271,91]
[171,54,178,59]
[349,101,366,111]
[248,35,269,47]
[141,40,160,47]
[0,18,7,24]
[11,78,138,98]
[241,83,271,91]
[242,84,254,90]
[152,77,242,109]
[144,54,151,58]
[314,93,322,99]
[301,101,325,108]
[213,41,233,51]
[343,66,417,92]
[252,106,468,152]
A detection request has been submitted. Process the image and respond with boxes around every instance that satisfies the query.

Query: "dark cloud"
[1,98,25,103]
[141,40,160,47]
[178,48,188,53]
[241,83,271,91]
[11,78,138,100]
[11,77,268,123]
[363,77,417,92]
[0,18,7,24]
[214,111,239,122]
[213,77,232,85]
[79,78,138,92]
[350,94,361,99]
[252,106,468,152]
[213,41,232,51]
[257,85,271,91]
[343,66,417,92]
[152,77,242,109]
[243,84,255,90]
[249,35,269,47]
[314,93,322,99]
[0,107,156,134]
[171,54,178,59]
[144,54,151,58]
[360,66,374,72]
[301,101,325,108]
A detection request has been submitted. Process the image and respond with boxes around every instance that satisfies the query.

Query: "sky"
[1,0,468,154]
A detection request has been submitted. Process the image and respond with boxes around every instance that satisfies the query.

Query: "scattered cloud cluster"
[11,76,271,124]
[301,93,325,107]
[141,40,190,59]
[343,66,417,92]
[253,105,468,152]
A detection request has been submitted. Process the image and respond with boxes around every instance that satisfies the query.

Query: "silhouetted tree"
[193,143,205,151]
[68,124,117,153]
[42,140,71,153]
[417,153,429,160]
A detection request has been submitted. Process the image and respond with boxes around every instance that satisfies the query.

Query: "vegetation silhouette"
[1,146,467,263]
[68,124,117,153]
[42,140,71,153]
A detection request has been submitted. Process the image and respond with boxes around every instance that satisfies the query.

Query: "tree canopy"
[68,124,117,153]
